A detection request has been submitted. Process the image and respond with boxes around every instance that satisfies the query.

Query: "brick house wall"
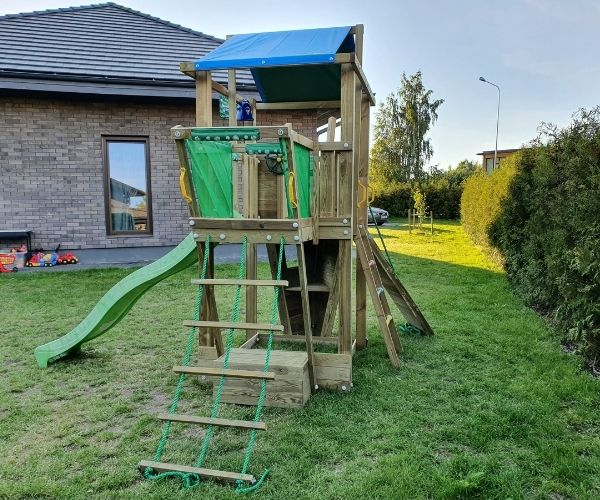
[0,95,326,250]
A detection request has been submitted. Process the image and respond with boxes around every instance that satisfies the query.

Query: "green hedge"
[461,109,600,366]
[460,154,518,259]
[371,178,464,219]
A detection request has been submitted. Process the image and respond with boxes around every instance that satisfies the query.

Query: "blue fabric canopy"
[194,27,355,103]
[194,26,354,70]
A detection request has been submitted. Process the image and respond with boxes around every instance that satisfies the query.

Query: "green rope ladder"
[144,234,285,493]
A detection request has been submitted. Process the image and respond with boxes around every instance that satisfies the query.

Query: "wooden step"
[138,460,255,484]
[183,320,284,332]
[158,413,266,431]
[286,282,330,292]
[192,278,289,287]
[173,365,276,380]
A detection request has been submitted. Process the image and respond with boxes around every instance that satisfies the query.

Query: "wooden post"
[355,94,369,350]
[338,63,355,355]
[194,71,220,350]
[195,71,212,126]
[430,210,434,235]
[408,208,411,234]
[245,156,258,339]
[285,136,317,389]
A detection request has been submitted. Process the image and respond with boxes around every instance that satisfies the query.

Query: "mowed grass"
[1,220,599,499]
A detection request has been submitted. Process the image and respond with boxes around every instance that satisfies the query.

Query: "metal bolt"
[341,385,347,391]
[219,233,226,240]
[343,230,349,235]
[342,218,348,224]
[193,233,199,239]
[174,130,181,138]
[277,128,285,136]
[266,234,272,241]
[292,222,299,228]
[359,224,364,229]
[315,384,319,390]
[188,219,195,226]
[344,142,349,147]
[294,235,300,241]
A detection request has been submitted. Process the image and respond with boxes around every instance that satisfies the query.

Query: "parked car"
[368,207,389,225]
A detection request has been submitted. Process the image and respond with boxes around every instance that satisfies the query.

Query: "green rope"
[368,203,395,273]
[144,236,211,486]
[194,236,248,470]
[235,236,285,494]
[398,322,424,336]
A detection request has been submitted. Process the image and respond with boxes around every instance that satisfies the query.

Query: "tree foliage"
[371,71,444,183]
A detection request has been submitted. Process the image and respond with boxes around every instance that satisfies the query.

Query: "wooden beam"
[245,155,259,339]
[317,142,352,152]
[158,414,267,431]
[189,217,312,230]
[290,130,315,151]
[173,365,276,380]
[256,100,341,110]
[258,333,339,345]
[195,71,212,127]
[338,63,355,355]
[138,461,254,484]
[334,54,376,106]
[356,94,370,350]
[284,136,317,390]
[352,58,376,106]
[191,278,289,287]
[354,24,364,63]
[228,67,237,125]
[183,320,284,332]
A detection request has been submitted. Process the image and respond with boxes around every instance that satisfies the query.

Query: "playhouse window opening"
[102,136,153,235]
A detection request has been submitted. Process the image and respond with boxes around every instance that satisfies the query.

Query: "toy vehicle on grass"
[368,207,389,226]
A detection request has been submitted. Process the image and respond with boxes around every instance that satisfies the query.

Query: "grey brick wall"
[0,96,325,250]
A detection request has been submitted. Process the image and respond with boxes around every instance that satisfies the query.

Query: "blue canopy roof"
[193,26,355,103]
[194,26,354,71]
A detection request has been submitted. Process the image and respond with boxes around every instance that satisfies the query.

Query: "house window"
[102,137,152,235]
[485,157,495,173]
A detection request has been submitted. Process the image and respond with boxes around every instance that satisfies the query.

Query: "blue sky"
[3,0,599,168]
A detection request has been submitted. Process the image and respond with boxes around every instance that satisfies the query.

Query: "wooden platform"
[209,348,310,408]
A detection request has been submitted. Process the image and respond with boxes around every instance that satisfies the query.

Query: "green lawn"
[1,220,599,499]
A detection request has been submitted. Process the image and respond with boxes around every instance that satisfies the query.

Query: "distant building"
[477,148,520,173]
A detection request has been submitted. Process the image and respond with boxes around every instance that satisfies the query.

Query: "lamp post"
[479,76,500,171]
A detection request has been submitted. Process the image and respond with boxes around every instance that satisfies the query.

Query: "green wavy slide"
[34,233,198,368]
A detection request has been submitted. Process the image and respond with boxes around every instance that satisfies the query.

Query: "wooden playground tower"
[139,25,432,487]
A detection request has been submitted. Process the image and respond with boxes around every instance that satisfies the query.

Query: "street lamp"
[479,76,500,172]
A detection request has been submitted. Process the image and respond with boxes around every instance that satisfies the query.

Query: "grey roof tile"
[0,2,255,89]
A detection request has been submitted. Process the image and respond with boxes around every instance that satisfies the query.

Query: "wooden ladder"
[354,225,403,367]
[138,277,289,485]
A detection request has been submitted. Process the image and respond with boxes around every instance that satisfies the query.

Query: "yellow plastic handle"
[368,186,376,205]
[357,181,367,208]
[287,172,298,209]
[179,167,193,205]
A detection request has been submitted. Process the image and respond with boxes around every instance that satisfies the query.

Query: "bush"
[460,154,518,256]
[371,173,472,219]
[489,109,600,365]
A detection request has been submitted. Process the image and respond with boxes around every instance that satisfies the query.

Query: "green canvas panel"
[280,140,313,218]
[254,65,341,102]
[185,140,234,218]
